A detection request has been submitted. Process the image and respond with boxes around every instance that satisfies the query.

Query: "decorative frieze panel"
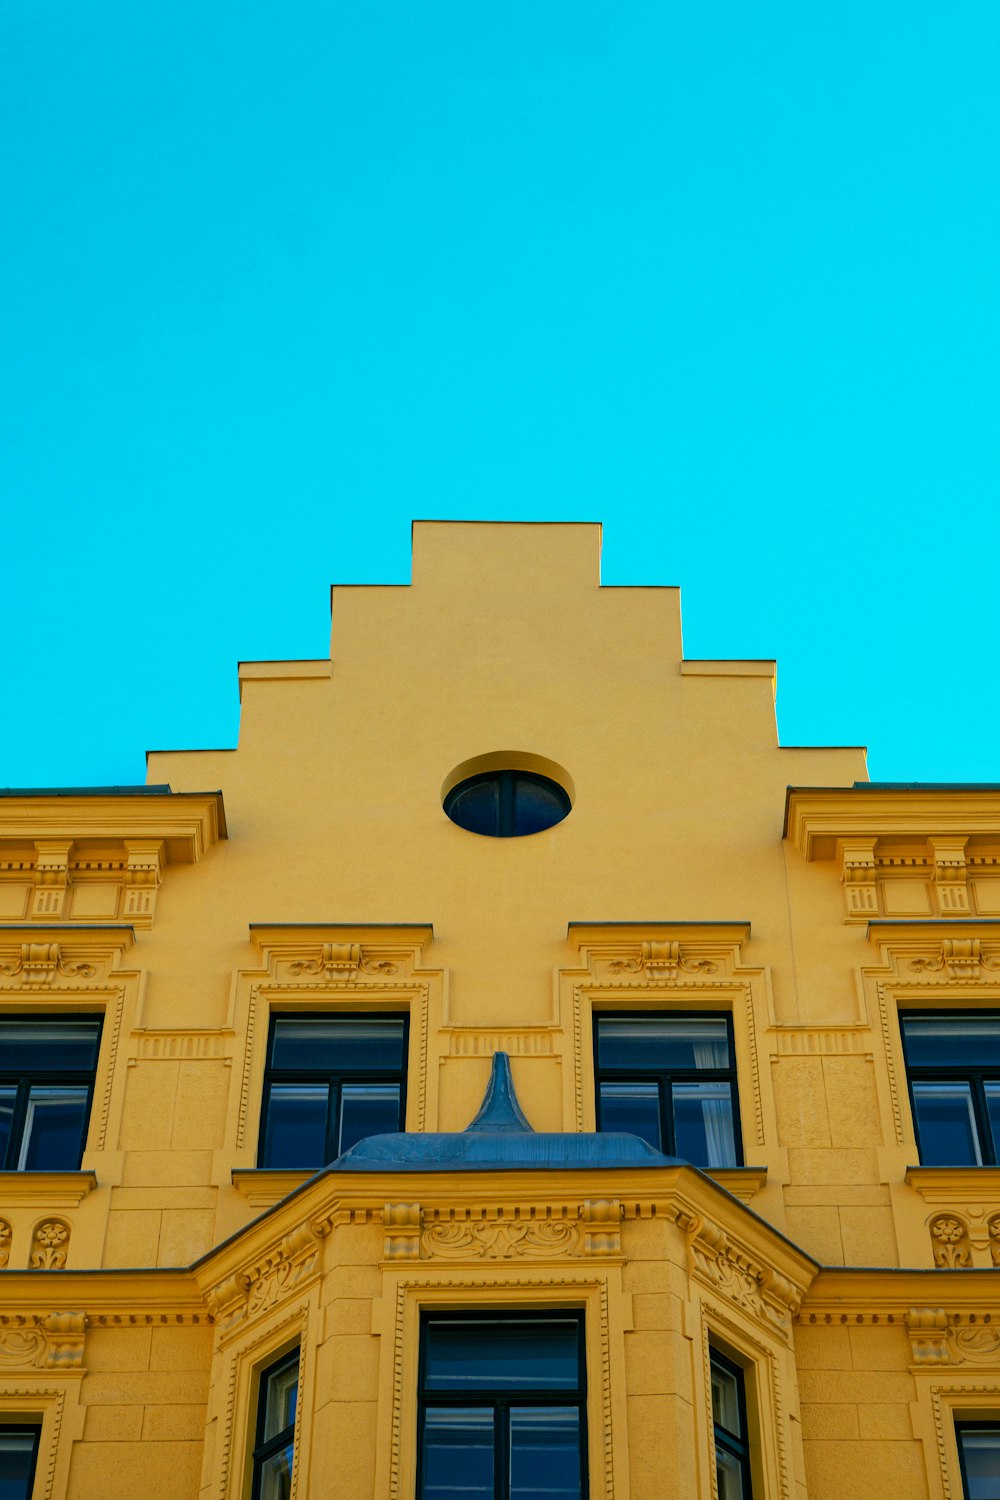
[382,1200,624,1263]
[680,1211,804,1335]
[0,942,96,986]
[0,1312,85,1370]
[908,1308,1000,1368]
[287,942,400,981]
[909,938,1000,981]
[206,1221,329,1339]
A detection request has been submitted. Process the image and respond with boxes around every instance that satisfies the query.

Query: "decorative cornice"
[785,788,1000,860]
[0,1172,97,1207]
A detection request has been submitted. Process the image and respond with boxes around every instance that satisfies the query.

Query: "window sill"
[705,1166,767,1204]
[231,1168,314,1208]
[905,1165,1000,1207]
[0,1171,97,1207]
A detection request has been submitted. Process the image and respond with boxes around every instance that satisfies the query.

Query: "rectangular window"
[956,1422,1000,1499]
[417,1313,587,1500]
[0,1427,41,1499]
[0,1016,102,1171]
[594,1013,741,1168]
[900,1014,1000,1166]
[259,1013,407,1168]
[711,1348,753,1500]
[251,1349,298,1500]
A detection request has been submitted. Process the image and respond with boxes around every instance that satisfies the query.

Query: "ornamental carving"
[907,1308,1000,1367]
[287,943,398,980]
[383,1201,622,1262]
[30,1220,70,1270]
[929,1214,972,1269]
[990,1216,1000,1268]
[0,943,96,986]
[422,1220,579,1260]
[0,1218,11,1268]
[206,1221,327,1333]
[0,1312,85,1369]
[609,941,717,980]
[909,939,1000,981]
[681,1212,802,1330]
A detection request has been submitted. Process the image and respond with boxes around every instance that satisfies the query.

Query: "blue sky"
[3,1,998,787]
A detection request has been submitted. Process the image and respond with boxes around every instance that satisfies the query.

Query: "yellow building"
[2,520,1000,1500]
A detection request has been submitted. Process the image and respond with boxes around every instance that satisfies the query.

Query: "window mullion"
[8,1082,31,1171]
[327,1079,341,1163]
[496,1403,508,1500]
[972,1079,995,1166]
[661,1078,674,1156]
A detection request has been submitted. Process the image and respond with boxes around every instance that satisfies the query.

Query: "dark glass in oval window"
[444,771,570,838]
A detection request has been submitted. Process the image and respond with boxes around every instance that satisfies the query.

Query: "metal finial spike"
[464,1052,534,1134]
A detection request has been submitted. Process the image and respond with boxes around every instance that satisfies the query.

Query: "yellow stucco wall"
[2,521,1000,1497]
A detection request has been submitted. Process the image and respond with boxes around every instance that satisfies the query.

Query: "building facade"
[2,520,1000,1499]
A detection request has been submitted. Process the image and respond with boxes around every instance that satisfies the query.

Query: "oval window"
[444,770,571,838]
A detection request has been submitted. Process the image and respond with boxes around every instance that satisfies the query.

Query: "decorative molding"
[29,1220,71,1270]
[0,942,95,985]
[94,985,124,1151]
[840,840,879,920]
[122,840,162,922]
[0,1173,97,1207]
[933,841,972,916]
[231,1168,312,1208]
[929,1382,1000,1500]
[773,1027,870,1055]
[681,1212,803,1334]
[236,976,432,1149]
[287,942,399,981]
[386,1273,616,1500]
[0,1389,66,1500]
[909,938,1000,980]
[0,1312,85,1369]
[570,978,765,1149]
[382,1201,623,1262]
[134,1030,229,1059]
[875,980,905,1145]
[421,1218,578,1260]
[206,1223,328,1339]
[216,1303,310,1500]
[608,941,718,980]
[0,1218,10,1268]
[929,1215,972,1269]
[446,1029,554,1056]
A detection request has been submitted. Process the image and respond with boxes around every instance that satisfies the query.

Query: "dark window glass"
[0,1428,40,1500]
[444,771,570,839]
[595,1014,741,1169]
[901,1015,1000,1166]
[418,1314,587,1500]
[711,1349,753,1500]
[251,1351,298,1500]
[0,1016,101,1172]
[957,1423,1000,1500]
[259,1014,407,1168]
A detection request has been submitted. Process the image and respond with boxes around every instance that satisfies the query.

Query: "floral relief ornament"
[929,1216,972,1269]
[30,1220,70,1270]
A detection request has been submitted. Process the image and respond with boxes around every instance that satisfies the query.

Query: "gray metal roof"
[331,1051,680,1173]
